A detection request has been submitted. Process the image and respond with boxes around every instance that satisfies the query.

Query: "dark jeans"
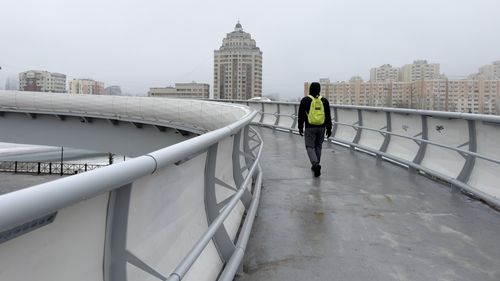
[304,127,325,166]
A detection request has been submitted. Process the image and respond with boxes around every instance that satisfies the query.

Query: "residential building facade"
[104,85,122,96]
[214,22,262,100]
[469,60,500,80]
[370,64,399,82]
[19,70,66,93]
[69,79,105,95]
[149,82,209,99]
[399,60,440,82]
[305,79,500,115]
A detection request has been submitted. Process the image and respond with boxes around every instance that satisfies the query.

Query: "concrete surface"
[0,173,61,195]
[238,128,500,281]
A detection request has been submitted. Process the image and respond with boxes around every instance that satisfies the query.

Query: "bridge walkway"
[237,127,500,281]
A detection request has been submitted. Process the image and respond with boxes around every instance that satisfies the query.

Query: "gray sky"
[1,0,499,99]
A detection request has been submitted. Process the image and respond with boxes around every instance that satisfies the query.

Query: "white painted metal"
[229,99,500,207]
[0,91,250,132]
[385,113,422,162]
[214,137,245,241]
[335,109,358,143]
[468,122,500,200]
[246,102,262,122]
[0,194,109,281]
[0,91,261,281]
[420,118,469,179]
[277,104,295,128]
[126,153,222,281]
[261,103,278,126]
[358,110,386,150]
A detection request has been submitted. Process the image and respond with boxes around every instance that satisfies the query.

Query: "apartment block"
[214,22,262,100]
[306,78,500,115]
[400,60,440,82]
[104,85,122,96]
[69,79,105,95]
[19,70,66,93]
[149,83,209,99]
[370,64,399,82]
[469,60,500,80]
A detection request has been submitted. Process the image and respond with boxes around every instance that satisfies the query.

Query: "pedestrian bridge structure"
[0,91,499,281]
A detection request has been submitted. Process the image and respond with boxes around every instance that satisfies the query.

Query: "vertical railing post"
[378,111,392,161]
[49,163,52,175]
[232,129,252,209]
[37,162,41,175]
[291,104,298,132]
[350,109,363,150]
[205,143,236,263]
[456,120,477,183]
[411,115,428,173]
[14,161,18,174]
[274,103,280,128]
[331,106,338,138]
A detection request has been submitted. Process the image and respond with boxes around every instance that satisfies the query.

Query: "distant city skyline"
[1,0,499,99]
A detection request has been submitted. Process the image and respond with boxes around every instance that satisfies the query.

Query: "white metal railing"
[224,99,500,208]
[0,91,262,281]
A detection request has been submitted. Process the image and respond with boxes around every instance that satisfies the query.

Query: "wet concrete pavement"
[237,128,500,281]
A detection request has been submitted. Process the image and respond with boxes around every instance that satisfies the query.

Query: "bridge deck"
[238,128,500,281]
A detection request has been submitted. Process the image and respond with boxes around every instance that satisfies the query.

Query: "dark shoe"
[314,164,321,177]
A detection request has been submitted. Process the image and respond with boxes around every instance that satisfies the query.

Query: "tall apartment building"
[370,64,399,82]
[19,70,66,93]
[104,85,122,95]
[214,22,263,100]
[149,82,209,99]
[469,60,500,80]
[399,60,440,82]
[69,79,105,95]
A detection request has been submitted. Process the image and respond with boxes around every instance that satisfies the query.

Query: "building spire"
[235,20,242,31]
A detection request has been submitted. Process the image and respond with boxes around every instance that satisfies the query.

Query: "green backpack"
[307,95,325,125]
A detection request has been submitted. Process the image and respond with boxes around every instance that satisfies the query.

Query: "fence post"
[14,161,18,174]
[49,163,52,175]
[85,163,88,172]
[37,162,41,175]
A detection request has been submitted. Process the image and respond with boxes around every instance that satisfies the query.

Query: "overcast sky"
[1,0,499,99]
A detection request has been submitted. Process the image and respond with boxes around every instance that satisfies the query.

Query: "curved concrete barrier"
[225,99,500,208]
[0,91,263,281]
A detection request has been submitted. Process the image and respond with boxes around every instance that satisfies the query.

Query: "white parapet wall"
[225,99,500,207]
[0,91,263,281]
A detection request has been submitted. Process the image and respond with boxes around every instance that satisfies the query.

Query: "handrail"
[215,99,500,124]
[333,121,500,165]
[0,93,258,233]
[222,99,500,209]
[166,130,263,281]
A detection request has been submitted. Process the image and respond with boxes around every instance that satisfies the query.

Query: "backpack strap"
[308,95,322,100]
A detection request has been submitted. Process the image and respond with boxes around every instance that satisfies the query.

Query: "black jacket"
[297,95,332,132]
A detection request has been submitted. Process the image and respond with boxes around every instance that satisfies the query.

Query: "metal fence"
[0,161,106,175]
[224,99,500,208]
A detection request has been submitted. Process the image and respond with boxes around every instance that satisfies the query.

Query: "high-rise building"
[149,82,209,99]
[19,70,66,93]
[469,60,500,80]
[104,85,122,95]
[69,79,105,95]
[399,60,440,82]
[370,64,399,82]
[214,22,262,100]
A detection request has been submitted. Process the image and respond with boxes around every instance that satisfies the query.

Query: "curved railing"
[0,91,263,281]
[225,99,500,208]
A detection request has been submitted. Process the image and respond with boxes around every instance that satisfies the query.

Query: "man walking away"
[298,82,332,177]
